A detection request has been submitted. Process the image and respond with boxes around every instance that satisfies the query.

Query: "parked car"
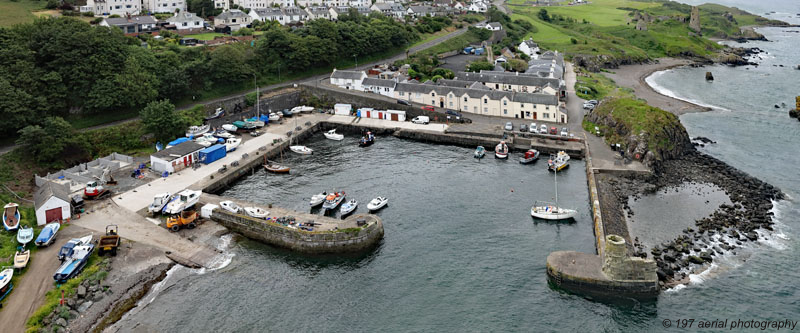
[540,124,548,134]
[505,122,514,131]
[445,109,462,119]
[529,123,537,133]
[397,99,410,105]
[587,100,598,105]
[583,103,595,110]
[411,116,430,124]
[520,124,528,132]
[560,127,569,136]
[422,105,435,112]
[549,127,557,135]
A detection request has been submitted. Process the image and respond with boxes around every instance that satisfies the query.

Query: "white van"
[411,116,430,124]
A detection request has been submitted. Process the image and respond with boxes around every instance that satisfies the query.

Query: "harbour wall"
[204,88,302,129]
[209,209,384,254]
[583,137,606,256]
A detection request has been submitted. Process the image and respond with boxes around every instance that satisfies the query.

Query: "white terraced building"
[330,69,367,90]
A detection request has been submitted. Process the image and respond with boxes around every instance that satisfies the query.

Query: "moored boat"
[53,243,95,283]
[185,124,210,138]
[220,200,241,214]
[3,202,20,231]
[0,268,13,302]
[16,226,34,245]
[244,207,269,219]
[14,249,30,269]
[324,129,344,141]
[340,200,358,216]
[366,197,388,212]
[264,161,290,174]
[35,223,60,247]
[309,192,328,207]
[474,146,485,159]
[290,145,313,155]
[225,138,242,152]
[519,149,540,164]
[530,166,576,221]
[222,124,238,132]
[547,151,570,172]
[495,141,509,159]
[359,132,375,147]
[322,191,346,210]
[163,190,201,215]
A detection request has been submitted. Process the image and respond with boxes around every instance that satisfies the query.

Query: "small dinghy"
[35,222,60,247]
[367,197,388,212]
[3,202,21,231]
[324,129,344,141]
[54,243,95,283]
[148,193,172,215]
[340,200,358,216]
[14,249,30,269]
[220,200,242,214]
[359,132,375,147]
[222,124,238,132]
[519,149,540,164]
[322,191,346,210]
[290,145,313,155]
[185,124,210,138]
[547,151,570,172]
[58,235,93,261]
[474,146,485,159]
[244,207,269,219]
[225,138,242,152]
[205,107,225,120]
[269,113,281,122]
[16,226,34,246]
[0,268,13,302]
[264,161,290,174]
[495,141,509,159]
[309,192,328,207]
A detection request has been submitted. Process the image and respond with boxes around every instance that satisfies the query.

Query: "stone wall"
[204,88,302,128]
[301,85,458,122]
[210,210,384,254]
[602,235,658,281]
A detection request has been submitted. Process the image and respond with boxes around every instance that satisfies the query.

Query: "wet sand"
[603,58,712,115]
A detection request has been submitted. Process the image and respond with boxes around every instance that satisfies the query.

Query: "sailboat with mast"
[530,168,577,220]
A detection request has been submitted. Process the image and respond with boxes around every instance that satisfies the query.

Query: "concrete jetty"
[200,194,384,254]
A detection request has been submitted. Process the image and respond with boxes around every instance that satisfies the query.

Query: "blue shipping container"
[199,144,226,164]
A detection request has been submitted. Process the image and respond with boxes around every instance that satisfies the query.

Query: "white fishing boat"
[291,105,314,114]
[495,141,509,159]
[309,192,328,207]
[16,226,34,245]
[530,168,577,220]
[225,138,242,152]
[246,120,265,128]
[366,197,388,212]
[244,207,269,219]
[58,235,93,261]
[148,193,172,215]
[164,190,201,215]
[213,130,235,139]
[324,129,344,141]
[290,146,313,155]
[3,202,20,231]
[219,200,241,214]
[0,268,13,300]
[340,200,358,216]
[269,113,281,122]
[547,151,570,172]
[194,133,221,147]
[185,124,210,138]
[222,124,238,132]
[322,191,346,210]
[14,249,30,269]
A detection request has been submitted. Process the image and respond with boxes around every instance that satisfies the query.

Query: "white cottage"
[330,69,367,90]
[34,182,71,226]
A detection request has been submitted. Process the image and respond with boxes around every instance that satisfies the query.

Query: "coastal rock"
[77,301,93,313]
[789,109,799,119]
[688,255,704,265]
[705,72,714,81]
[77,285,87,299]
[55,318,67,327]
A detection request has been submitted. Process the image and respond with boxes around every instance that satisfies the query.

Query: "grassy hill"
[0,0,47,27]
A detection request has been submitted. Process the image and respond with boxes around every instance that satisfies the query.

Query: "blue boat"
[0,268,13,304]
[166,137,190,148]
[58,235,93,261]
[53,243,95,283]
[35,223,60,247]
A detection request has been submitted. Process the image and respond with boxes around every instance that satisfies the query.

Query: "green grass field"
[190,32,226,41]
[0,0,45,27]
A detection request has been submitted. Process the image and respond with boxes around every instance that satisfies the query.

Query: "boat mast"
[554,167,558,208]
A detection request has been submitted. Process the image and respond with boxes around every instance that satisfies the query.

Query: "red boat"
[519,149,540,164]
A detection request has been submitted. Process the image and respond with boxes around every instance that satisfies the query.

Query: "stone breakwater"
[598,151,783,288]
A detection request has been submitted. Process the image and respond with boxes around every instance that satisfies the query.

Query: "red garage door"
[45,207,62,223]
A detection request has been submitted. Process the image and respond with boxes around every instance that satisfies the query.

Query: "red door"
[378,112,383,119]
[45,207,61,223]
[366,111,371,118]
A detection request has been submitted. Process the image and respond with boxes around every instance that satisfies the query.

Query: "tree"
[508,59,527,72]
[140,99,184,142]
[431,68,454,80]
[468,60,494,72]
[16,117,81,163]
[538,9,550,22]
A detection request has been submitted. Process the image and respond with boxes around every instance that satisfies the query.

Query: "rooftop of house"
[169,12,201,23]
[216,9,250,20]
[362,77,397,88]
[34,181,71,210]
[331,69,366,80]
[395,82,559,105]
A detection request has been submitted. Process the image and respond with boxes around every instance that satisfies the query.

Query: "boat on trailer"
[53,243,95,283]
[0,268,13,303]
[14,248,30,269]
[35,223,60,247]
[16,226,34,245]
[3,203,20,231]
[185,124,210,138]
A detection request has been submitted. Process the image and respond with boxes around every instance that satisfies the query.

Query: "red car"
[422,105,435,112]
[549,127,558,135]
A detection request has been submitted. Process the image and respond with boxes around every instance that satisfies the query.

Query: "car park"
[505,122,514,131]
[529,123,537,133]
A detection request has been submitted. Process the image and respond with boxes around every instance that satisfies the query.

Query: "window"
[182,22,187,26]
[526,112,531,117]
[233,19,237,23]
[463,97,467,102]
[399,92,405,96]
[495,84,499,89]
[432,100,435,104]
[483,107,488,113]
[463,106,467,111]
[483,98,487,104]
[126,4,131,7]
[449,101,453,107]
[415,93,421,98]
[503,109,507,114]
[503,100,507,106]
[533,104,537,109]
[520,104,524,108]
[544,113,550,119]
[546,106,550,110]
[431,92,435,96]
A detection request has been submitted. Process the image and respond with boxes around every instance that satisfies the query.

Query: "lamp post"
[353,54,358,68]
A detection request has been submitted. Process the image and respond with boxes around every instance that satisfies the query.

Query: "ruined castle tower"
[689,6,701,34]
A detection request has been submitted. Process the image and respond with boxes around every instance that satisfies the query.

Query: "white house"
[34,182,71,226]
[467,2,486,12]
[486,22,502,31]
[518,38,540,58]
[282,7,309,23]
[370,2,406,19]
[249,8,284,22]
[307,6,332,20]
[330,69,367,90]
[81,0,140,16]
[214,0,229,10]
[214,9,252,31]
[407,5,435,17]
[168,12,204,30]
[99,16,157,34]
[453,1,464,10]
[144,0,186,14]
[362,78,396,97]
[150,141,205,174]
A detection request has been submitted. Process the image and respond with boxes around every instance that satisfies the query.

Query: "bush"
[245,92,257,106]
[45,0,58,9]
[82,11,94,17]
[570,37,578,44]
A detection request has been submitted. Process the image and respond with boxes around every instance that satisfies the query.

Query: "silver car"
[505,122,513,131]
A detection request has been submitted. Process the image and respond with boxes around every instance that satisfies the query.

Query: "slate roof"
[394,82,558,104]
[169,12,201,23]
[362,78,396,88]
[456,71,561,89]
[487,22,502,29]
[331,70,365,80]
[408,5,434,13]
[34,182,71,211]
[252,8,283,17]
[151,141,205,162]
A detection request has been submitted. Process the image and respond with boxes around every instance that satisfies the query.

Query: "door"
[366,111,371,118]
[183,156,188,167]
[391,113,399,121]
[378,112,383,119]
[561,115,565,123]
[520,111,525,119]
[533,112,537,120]
[45,207,61,223]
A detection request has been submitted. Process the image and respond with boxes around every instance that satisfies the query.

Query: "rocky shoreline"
[598,150,783,289]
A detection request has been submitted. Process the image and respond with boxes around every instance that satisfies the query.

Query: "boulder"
[55,318,67,327]
[78,301,93,313]
[77,285,87,299]
[705,72,714,81]
[688,255,704,264]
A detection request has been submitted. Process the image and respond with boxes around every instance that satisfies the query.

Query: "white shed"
[34,182,71,226]
[150,141,205,174]
[334,104,352,116]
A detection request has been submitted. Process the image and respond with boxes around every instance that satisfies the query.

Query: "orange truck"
[166,211,198,232]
